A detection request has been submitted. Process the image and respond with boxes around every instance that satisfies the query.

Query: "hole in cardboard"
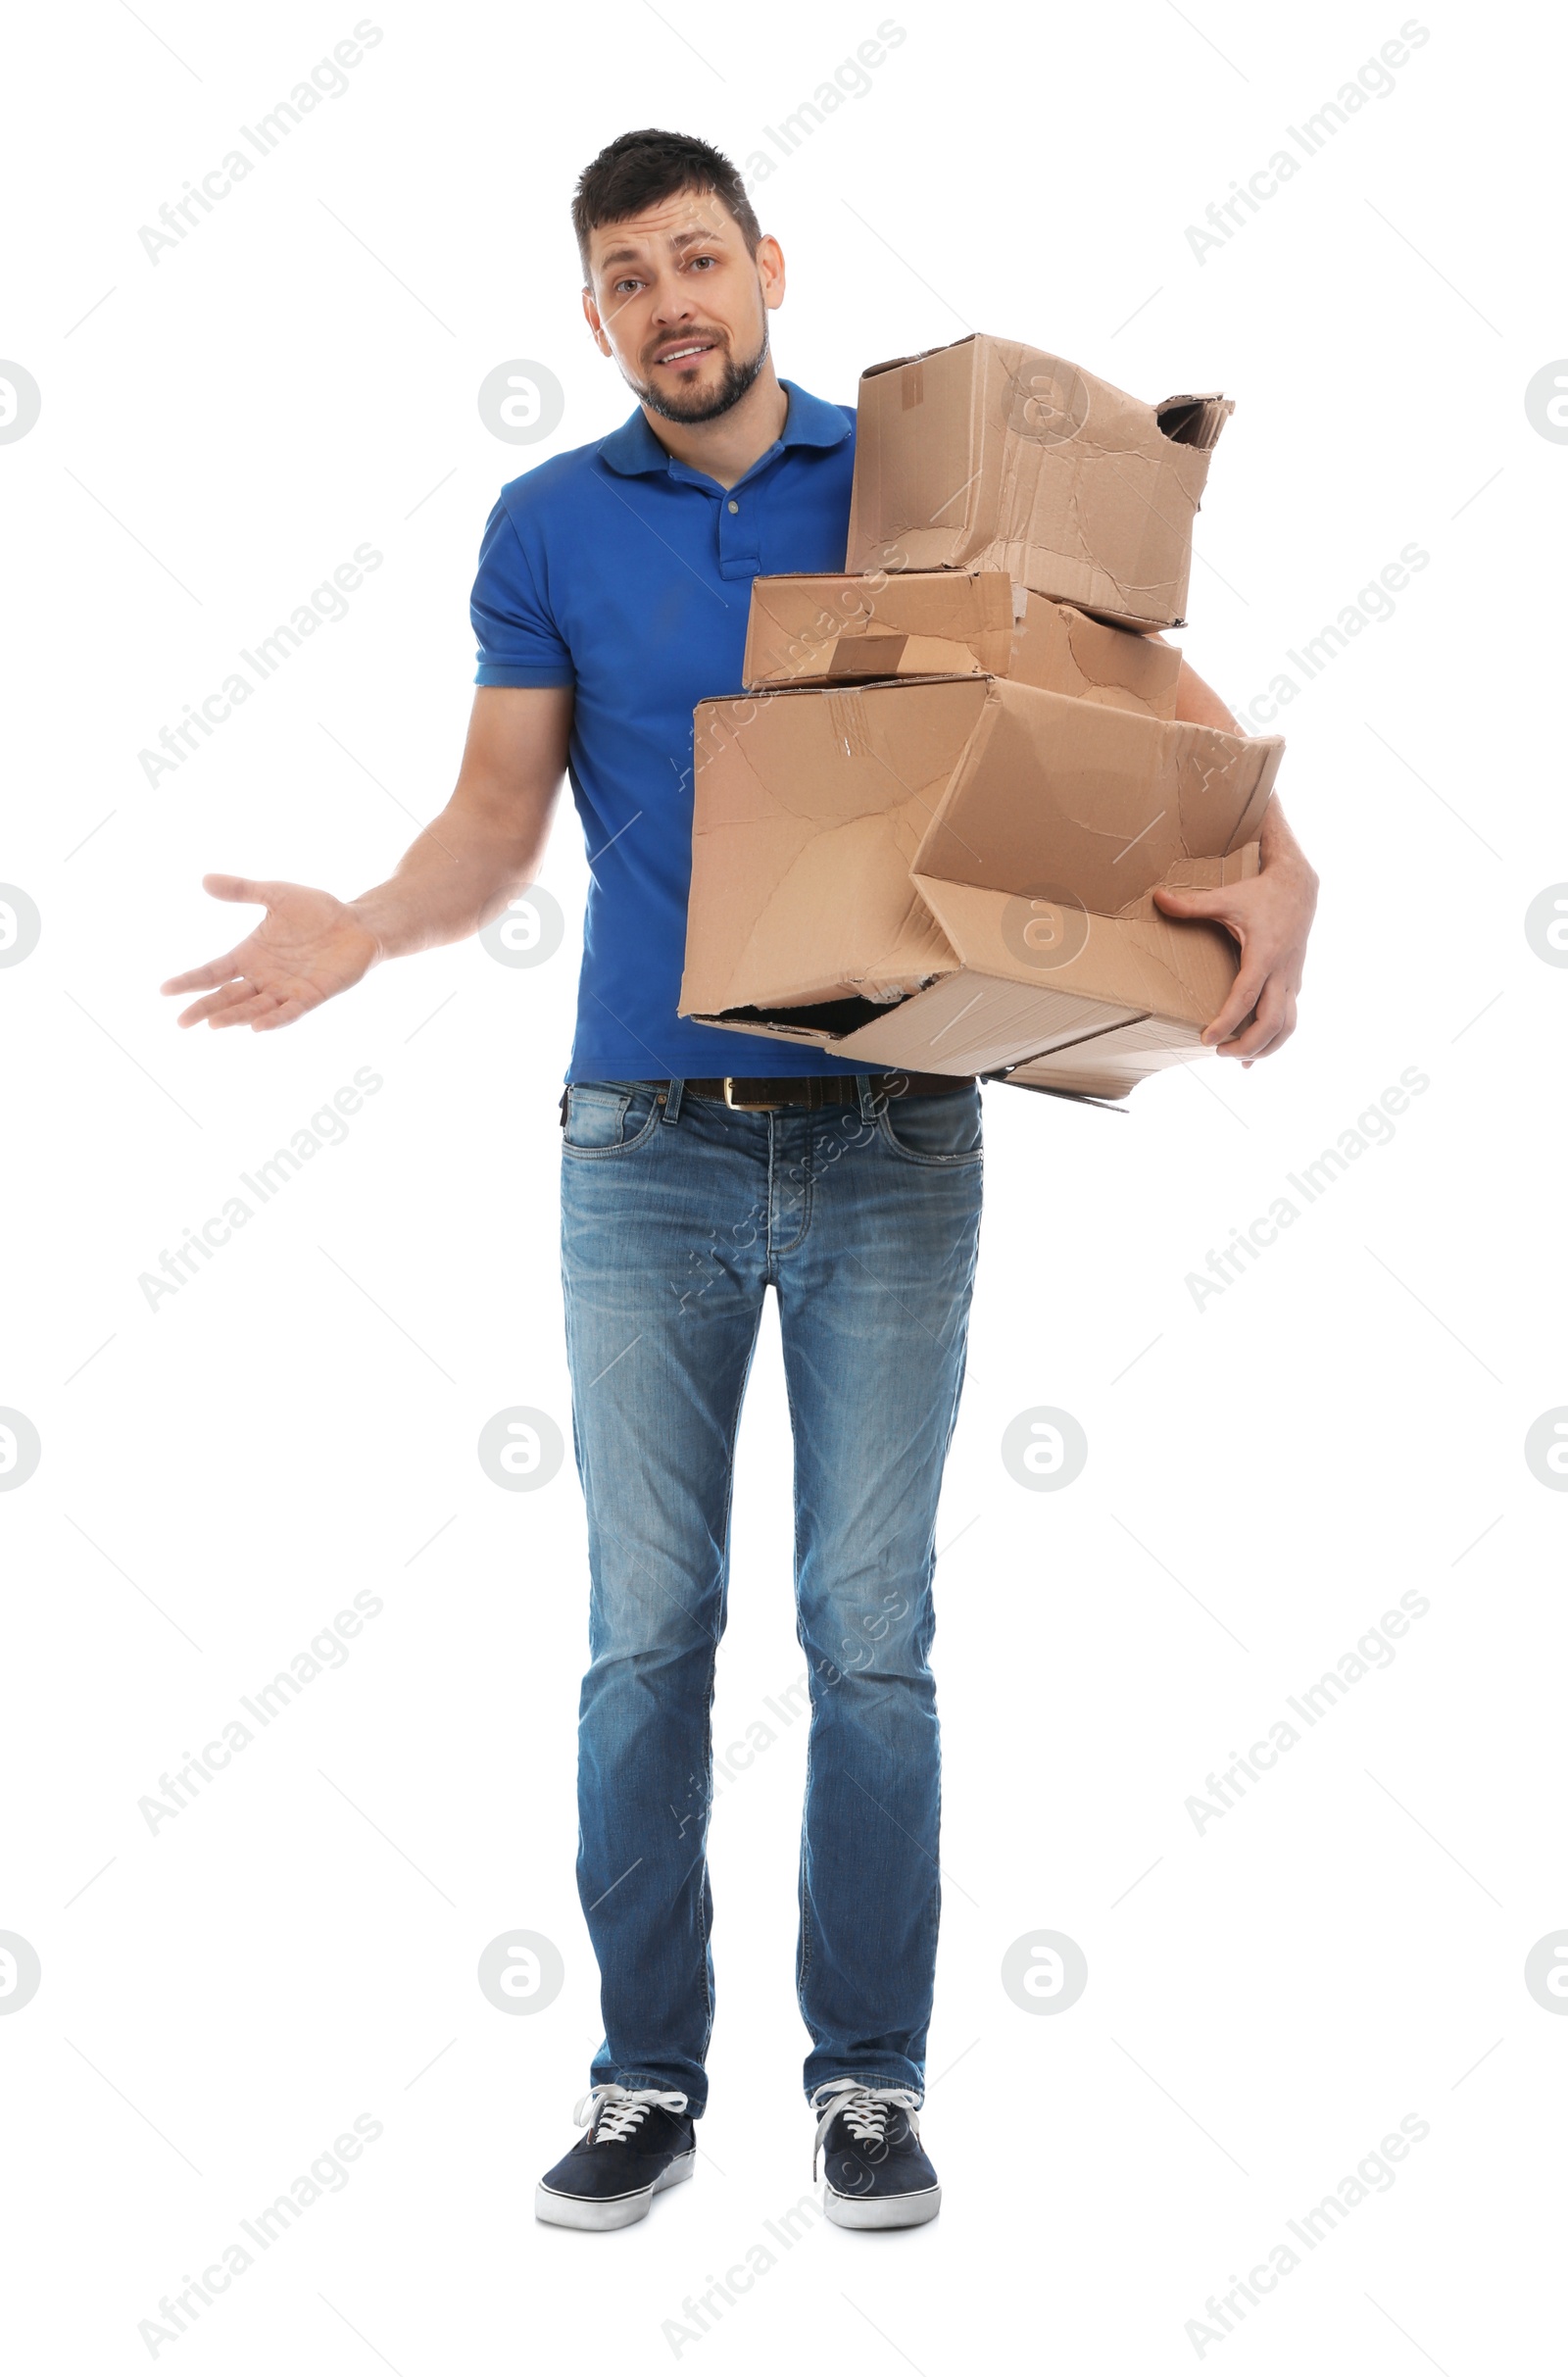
[1155,397,1229,450]
[716,996,892,1037]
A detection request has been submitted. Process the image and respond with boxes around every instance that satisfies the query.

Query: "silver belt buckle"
[722,1077,776,1111]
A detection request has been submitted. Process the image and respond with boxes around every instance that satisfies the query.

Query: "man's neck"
[640,358,789,490]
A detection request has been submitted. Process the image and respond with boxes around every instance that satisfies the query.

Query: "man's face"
[582,190,784,424]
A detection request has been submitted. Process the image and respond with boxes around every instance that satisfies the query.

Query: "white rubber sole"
[535,2149,696,2231]
[824,2182,942,2230]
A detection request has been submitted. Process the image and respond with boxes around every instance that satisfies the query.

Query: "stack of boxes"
[678,333,1285,1104]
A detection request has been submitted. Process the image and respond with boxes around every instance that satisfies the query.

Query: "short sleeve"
[470,493,575,688]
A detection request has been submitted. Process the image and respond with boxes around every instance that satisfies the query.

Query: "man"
[164,128,1318,2235]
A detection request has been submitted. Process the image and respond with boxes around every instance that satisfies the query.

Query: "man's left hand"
[1152,853,1318,1065]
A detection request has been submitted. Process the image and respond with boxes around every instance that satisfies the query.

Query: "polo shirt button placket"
[717,486,761,580]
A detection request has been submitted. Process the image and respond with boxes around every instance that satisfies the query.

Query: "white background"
[2,2,1564,2368]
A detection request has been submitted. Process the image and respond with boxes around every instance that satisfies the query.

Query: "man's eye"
[689,255,715,269]
[613,279,641,295]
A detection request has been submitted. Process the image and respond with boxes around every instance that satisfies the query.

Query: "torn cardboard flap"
[908,853,1256,1031]
[1006,1015,1205,1102]
[680,671,1283,1099]
[742,569,1182,718]
[1022,599,1181,717]
[846,334,1233,629]
[682,676,984,1015]
[910,683,1279,916]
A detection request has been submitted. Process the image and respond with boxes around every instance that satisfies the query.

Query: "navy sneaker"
[809,2083,941,2229]
[535,2085,695,2231]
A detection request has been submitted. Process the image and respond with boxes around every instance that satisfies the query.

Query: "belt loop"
[856,1073,879,1122]
[662,1076,685,1124]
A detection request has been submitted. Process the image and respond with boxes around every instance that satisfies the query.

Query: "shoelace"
[808,2082,922,2179]
[573,2083,690,2146]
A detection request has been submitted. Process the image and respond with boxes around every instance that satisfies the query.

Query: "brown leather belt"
[683,1072,973,1111]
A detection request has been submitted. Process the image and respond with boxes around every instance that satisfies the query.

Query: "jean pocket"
[562,1081,663,1156]
[876,1083,983,1164]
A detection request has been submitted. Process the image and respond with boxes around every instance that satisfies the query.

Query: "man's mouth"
[653,339,718,368]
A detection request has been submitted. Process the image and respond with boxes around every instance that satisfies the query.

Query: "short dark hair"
[571,128,762,279]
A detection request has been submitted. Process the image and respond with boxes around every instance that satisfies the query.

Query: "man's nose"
[648,272,698,324]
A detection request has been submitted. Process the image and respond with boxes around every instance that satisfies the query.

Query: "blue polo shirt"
[470,379,869,1081]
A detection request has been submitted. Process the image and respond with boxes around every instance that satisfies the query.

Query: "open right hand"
[161,874,381,1032]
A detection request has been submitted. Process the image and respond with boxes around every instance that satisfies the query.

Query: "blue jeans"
[559,1075,984,2112]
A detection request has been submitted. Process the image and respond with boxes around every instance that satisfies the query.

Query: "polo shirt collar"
[598,378,850,477]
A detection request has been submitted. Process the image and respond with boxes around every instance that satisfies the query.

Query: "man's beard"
[631,321,770,424]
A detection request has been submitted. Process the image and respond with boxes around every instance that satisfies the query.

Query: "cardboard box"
[742,569,1182,719]
[845,334,1232,630]
[679,674,1283,1102]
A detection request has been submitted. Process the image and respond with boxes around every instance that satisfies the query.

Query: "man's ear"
[581,284,611,356]
[757,233,786,312]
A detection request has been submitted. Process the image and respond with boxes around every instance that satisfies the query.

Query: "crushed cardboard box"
[845,334,1232,630]
[743,569,1182,719]
[679,673,1282,1102]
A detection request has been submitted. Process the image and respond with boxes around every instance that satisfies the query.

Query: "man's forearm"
[1257,796,1315,887]
[1172,650,1241,733]
[349,800,549,963]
